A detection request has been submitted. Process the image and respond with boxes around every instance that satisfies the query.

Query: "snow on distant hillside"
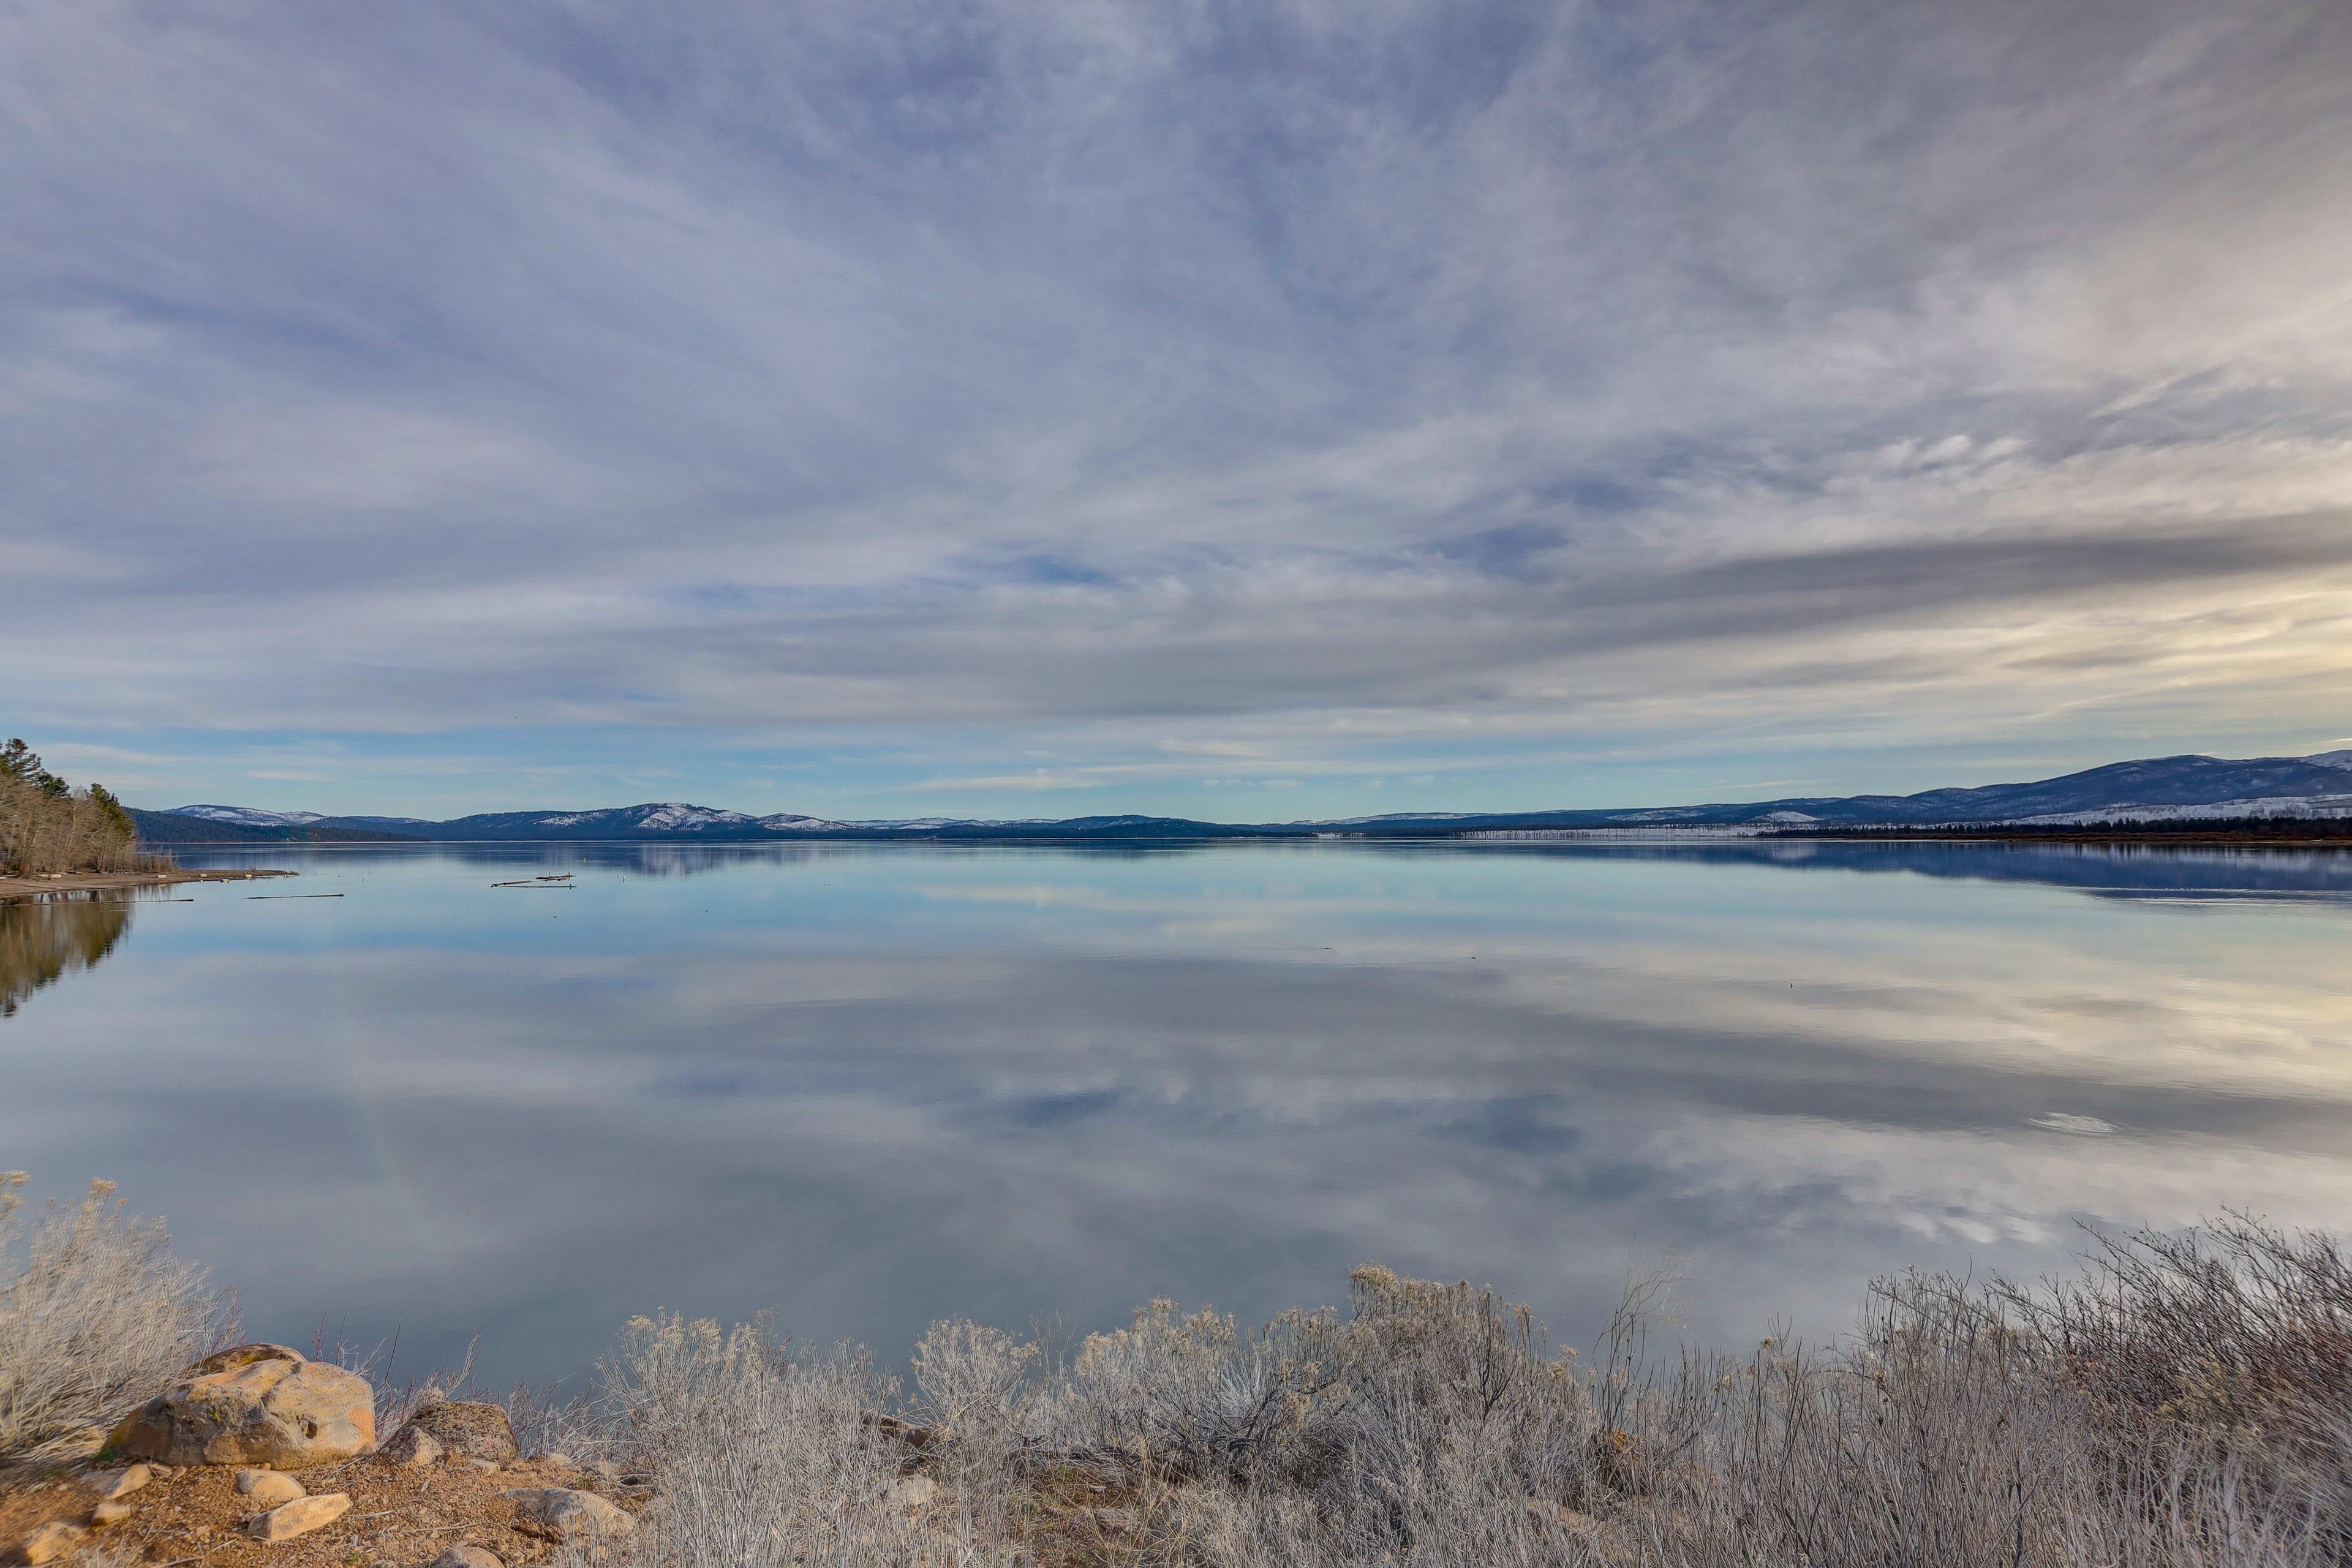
[166,804,328,827]
[534,802,758,829]
[2001,794,2352,826]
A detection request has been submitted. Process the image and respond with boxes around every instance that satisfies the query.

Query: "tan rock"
[237,1468,306,1506]
[91,1500,135,1526]
[83,1463,153,1501]
[503,1487,635,1542]
[432,1548,503,1568]
[407,1400,517,1460]
[381,1423,444,1468]
[249,1493,351,1542]
[20,1522,87,1565]
[109,1345,375,1468]
[192,1341,309,1375]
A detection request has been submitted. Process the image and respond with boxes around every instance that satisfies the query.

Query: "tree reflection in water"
[0,895,132,1019]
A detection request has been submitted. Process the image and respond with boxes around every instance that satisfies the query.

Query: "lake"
[4,839,2350,1393]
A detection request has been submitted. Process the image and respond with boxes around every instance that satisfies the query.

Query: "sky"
[6,0,2352,821]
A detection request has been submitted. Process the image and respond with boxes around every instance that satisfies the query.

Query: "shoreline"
[132,827,2352,848]
[0,867,296,902]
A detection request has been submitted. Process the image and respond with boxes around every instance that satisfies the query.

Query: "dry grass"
[0,1177,226,1462]
[593,1222,2352,1568]
[6,1192,2345,1568]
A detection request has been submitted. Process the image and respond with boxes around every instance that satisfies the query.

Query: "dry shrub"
[0,1175,225,1461]
[2009,1218,2352,1460]
[1030,1267,1597,1562]
[606,1313,1000,1567]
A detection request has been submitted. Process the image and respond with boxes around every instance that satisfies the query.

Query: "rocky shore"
[1,1344,638,1568]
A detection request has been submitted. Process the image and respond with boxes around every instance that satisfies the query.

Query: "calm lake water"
[5,839,2350,1390]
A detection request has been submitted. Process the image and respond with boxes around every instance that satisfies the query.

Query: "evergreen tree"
[1,739,69,797]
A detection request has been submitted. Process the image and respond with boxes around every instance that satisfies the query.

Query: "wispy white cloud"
[5,0,2350,813]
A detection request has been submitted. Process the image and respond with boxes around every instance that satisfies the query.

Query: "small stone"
[382,1424,445,1468]
[249,1493,351,1542]
[21,1522,88,1565]
[432,1548,503,1568]
[886,1475,937,1507]
[91,1500,135,1526]
[237,1468,306,1506]
[85,1464,153,1500]
[502,1488,635,1542]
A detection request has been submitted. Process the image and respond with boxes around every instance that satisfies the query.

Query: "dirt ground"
[0,870,296,902]
[0,1453,641,1568]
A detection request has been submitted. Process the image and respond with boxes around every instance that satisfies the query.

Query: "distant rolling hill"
[132,748,2352,842]
[129,809,426,845]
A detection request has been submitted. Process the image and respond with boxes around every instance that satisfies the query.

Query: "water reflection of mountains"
[1430,839,2352,902]
[1,896,134,1018]
[185,835,2352,900]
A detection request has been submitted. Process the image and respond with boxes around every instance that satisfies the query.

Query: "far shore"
[0,867,296,902]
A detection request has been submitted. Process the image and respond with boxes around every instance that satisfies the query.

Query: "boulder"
[249,1493,350,1542]
[432,1548,503,1568]
[19,1522,85,1565]
[108,1344,375,1468]
[406,1400,517,1461]
[382,1424,444,1467]
[236,1469,306,1507]
[503,1488,635,1542]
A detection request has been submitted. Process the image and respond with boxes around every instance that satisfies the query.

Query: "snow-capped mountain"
[141,748,2352,841]
[166,804,330,827]
[533,803,760,831]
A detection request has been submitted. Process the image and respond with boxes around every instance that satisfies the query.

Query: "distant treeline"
[124,809,424,846]
[0,739,151,877]
[1768,816,2352,841]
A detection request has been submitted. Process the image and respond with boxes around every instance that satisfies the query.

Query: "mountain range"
[129,748,2352,842]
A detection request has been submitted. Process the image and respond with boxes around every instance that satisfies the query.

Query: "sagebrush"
[0,1175,225,1461]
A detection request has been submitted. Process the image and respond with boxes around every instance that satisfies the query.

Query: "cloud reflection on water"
[0,840,2347,1387]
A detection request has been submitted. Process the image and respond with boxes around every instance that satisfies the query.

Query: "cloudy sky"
[7,0,2351,820]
